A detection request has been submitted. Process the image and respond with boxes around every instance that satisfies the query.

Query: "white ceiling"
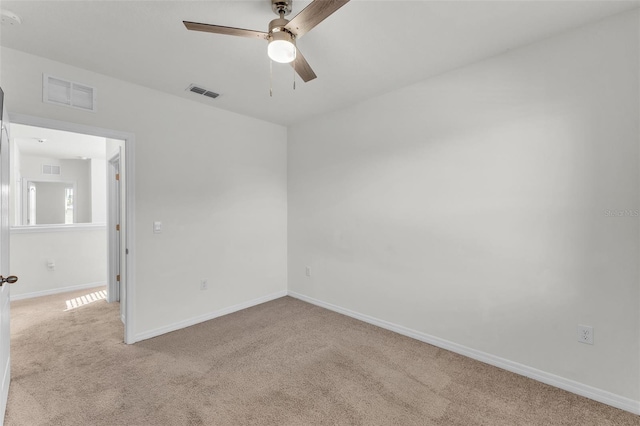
[1,1,638,126]
[11,123,107,160]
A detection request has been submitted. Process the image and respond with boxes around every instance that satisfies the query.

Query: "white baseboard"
[288,291,640,416]
[135,290,288,343]
[10,282,106,301]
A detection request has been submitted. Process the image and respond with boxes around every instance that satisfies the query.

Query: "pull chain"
[293,52,296,90]
[269,59,273,97]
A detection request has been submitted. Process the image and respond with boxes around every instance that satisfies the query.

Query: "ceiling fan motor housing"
[269,18,292,35]
[268,17,296,44]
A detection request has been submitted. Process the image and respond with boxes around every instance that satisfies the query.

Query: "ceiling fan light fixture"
[268,30,296,63]
[184,0,352,82]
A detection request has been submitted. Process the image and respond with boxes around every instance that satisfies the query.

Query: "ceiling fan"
[183,0,350,83]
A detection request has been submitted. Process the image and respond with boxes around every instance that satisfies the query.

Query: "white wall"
[288,10,639,405]
[90,158,106,223]
[61,158,91,223]
[9,228,107,298]
[1,47,288,338]
[33,182,67,224]
[9,139,20,226]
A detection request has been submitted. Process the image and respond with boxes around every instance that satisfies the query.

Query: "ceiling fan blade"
[183,21,268,40]
[291,49,317,82]
[285,0,350,38]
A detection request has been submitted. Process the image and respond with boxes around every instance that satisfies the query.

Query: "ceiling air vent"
[186,84,219,100]
[43,74,97,112]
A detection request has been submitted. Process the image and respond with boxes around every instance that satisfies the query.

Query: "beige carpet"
[4,288,638,425]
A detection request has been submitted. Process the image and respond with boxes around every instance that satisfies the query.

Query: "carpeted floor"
[4,287,638,425]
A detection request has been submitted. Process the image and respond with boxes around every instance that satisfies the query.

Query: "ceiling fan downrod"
[271,0,292,17]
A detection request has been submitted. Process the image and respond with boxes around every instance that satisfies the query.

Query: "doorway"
[7,113,135,344]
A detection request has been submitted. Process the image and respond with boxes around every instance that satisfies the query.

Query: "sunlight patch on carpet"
[64,290,107,311]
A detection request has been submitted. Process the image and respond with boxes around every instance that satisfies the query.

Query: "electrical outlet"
[200,280,208,291]
[577,325,593,345]
[305,266,311,277]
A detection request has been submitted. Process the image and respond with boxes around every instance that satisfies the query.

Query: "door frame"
[107,153,120,304]
[0,88,11,426]
[107,153,122,314]
[9,113,137,344]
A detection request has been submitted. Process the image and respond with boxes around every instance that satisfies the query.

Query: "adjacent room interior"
[9,124,107,292]
[0,0,638,424]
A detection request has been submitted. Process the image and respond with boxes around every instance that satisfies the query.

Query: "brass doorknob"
[0,276,18,286]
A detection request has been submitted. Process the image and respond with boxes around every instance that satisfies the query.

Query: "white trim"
[10,281,106,301]
[9,113,126,141]
[10,223,106,234]
[0,354,8,426]
[135,290,287,342]
[8,113,136,345]
[123,130,135,345]
[637,60,640,420]
[288,291,640,416]
[106,153,120,304]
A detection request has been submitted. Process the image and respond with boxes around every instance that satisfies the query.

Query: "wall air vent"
[186,84,219,100]
[43,74,97,112]
[42,164,61,175]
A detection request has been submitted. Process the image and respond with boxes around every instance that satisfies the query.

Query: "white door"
[0,88,17,424]
[108,152,125,323]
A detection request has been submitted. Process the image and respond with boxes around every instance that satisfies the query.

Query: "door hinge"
[115,173,120,181]
[116,274,120,282]
[116,224,120,231]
